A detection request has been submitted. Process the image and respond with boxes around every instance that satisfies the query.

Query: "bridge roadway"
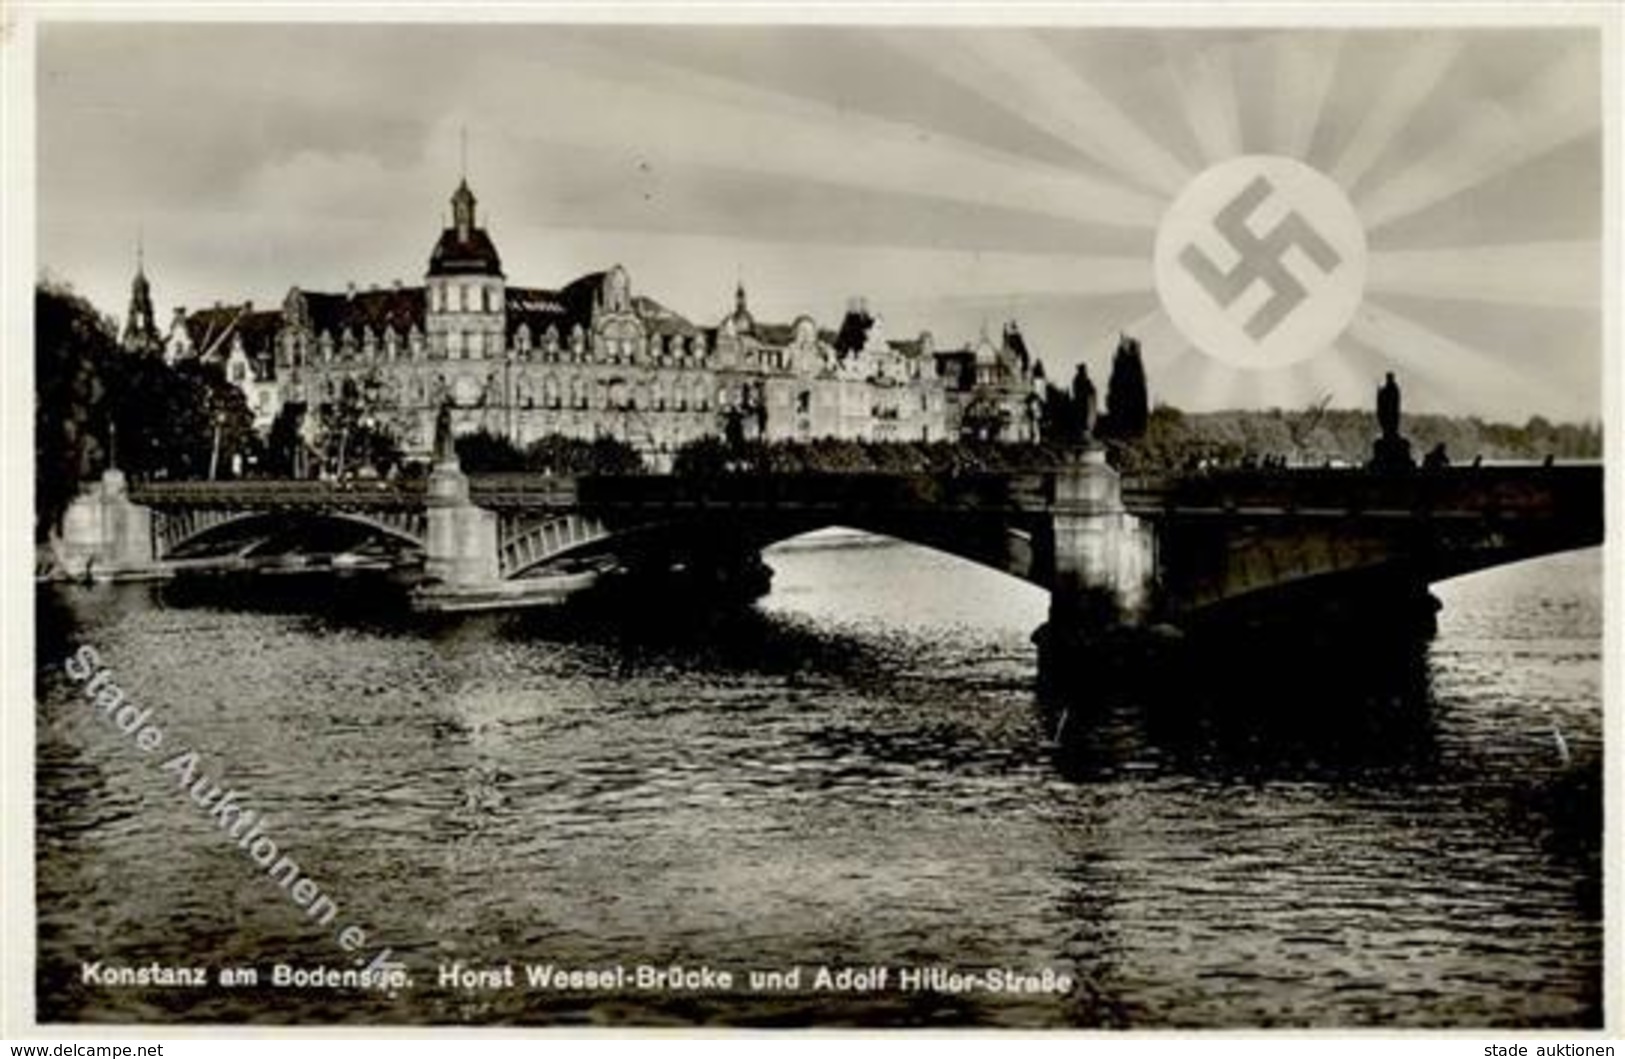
[124,463,1601,522]
[65,460,1600,627]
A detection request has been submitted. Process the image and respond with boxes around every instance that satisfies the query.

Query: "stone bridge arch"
[1151,502,1603,623]
[492,508,1050,588]
[154,507,428,560]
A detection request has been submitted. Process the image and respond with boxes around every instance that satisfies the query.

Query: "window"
[459,285,469,312]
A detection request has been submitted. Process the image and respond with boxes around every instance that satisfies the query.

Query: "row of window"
[431,283,501,314]
[284,329,717,365]
[280,328,928,382]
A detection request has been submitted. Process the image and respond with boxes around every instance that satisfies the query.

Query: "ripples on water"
[34,542,1602,1027]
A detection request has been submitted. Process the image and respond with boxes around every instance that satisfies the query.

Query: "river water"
[34,540,1603,1028]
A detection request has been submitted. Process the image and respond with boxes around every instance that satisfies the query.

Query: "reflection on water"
[34,542,1602,1027]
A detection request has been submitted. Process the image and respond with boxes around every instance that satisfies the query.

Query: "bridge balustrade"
[128,478,428,510]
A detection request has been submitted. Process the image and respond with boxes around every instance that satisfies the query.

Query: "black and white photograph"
[11,7,1617,1035]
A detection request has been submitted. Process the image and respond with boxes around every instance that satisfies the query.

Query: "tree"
[314,373,402,477]
[959,391,1011,442]
[456,428,526,472]
[265,401,311,478]
[1099,334,1149,440]
[173,359,258,478]
[671,436,732,478]
[1039,383,1087,446]
[521,433,643,475]
[35,279,264,536]
[35,280,118,538]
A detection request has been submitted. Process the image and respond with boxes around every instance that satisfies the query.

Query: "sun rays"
[1268,33,1344,160]
[1366,241,1600,310]
[1328,38,1464,194]
[1353,45,1601,234]
[1164,40,1245,163]
[875,30,1195,198]
[499,39,1168,232]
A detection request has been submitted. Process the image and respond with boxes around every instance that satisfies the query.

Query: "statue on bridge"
[1071,363,1099,442]
[1377,372,1401,438]
[433,399,457,467]
[1369,371,1415,473]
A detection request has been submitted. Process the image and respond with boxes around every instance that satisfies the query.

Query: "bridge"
[56,452,1603,652]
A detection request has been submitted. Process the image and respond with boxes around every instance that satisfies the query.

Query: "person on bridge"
[1422,443,1450,470]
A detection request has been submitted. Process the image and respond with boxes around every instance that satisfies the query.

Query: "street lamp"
[208,411,225,481]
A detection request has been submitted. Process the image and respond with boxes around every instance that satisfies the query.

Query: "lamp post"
[208,411,224,481]
[505,347,515,443]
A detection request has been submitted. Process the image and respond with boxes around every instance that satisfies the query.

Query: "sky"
[35,22,1606,422]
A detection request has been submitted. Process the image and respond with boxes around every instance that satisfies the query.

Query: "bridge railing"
[1123,465,1603,520]
[557,471,1054,514]
[128,479,428,509]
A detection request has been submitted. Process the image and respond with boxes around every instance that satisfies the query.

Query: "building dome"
[427,179,503,277]
[428,227,503,277]
[725,281,754,335]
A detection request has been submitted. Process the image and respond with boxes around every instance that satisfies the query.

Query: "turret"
[121,238,163,356]
[451,180,476,242]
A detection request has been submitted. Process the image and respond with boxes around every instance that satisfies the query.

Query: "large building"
[136,177,1042,469]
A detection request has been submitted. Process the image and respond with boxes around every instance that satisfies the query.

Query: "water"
[34,542,1603,1027]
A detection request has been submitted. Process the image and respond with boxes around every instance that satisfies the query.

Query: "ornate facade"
[139,178,1042,468]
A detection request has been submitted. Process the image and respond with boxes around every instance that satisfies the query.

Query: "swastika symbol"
[1178,175,1343,341]
[1154,156,1367,369]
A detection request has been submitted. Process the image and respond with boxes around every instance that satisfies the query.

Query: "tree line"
[35,281,256,539]
[1109,404,1602,474]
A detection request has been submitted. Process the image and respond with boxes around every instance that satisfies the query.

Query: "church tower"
[122,238,164,356]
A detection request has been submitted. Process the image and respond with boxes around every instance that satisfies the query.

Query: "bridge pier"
[1035,449,1160,690]
[55,469,157,580]
[1047,448,1156,630]
[421,459,501,591]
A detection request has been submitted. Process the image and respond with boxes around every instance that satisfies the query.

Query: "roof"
[501,275,704,345]
[753,321,796,347]
[300,287,425,338]
[632,294,700,338]
[427,225,503,277]
[505,285,577,343]
[184,304,280,361]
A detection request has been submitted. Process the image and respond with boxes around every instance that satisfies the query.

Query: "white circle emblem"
[1154,155,1366,370]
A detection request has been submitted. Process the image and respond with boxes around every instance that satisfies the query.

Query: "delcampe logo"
[1154,155,1367,370]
